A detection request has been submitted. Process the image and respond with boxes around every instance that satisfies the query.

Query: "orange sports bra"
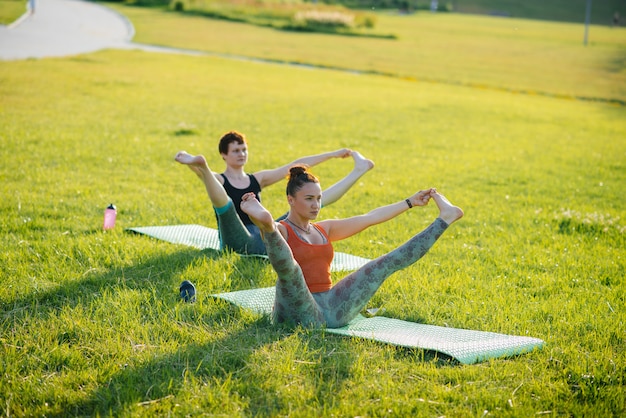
[280,221,334,293]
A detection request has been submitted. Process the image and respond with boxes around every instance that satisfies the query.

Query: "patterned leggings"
[265,217,449,328]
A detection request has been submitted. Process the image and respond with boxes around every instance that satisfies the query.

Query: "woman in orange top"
[240,165,463,328]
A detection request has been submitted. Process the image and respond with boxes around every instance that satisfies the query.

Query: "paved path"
[0,0,203,60]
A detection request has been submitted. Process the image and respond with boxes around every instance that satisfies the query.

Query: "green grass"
[110,4,626,104]
[1,8,626,418]
[449,0,624,25]
[0,0,26,24]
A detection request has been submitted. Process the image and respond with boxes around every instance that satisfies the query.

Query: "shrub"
[170,0,186,11]
[117,0,170,6]
[355,12,376,28]
[293,9,355,29]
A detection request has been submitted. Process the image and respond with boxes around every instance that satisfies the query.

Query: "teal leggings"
[215,200,266,255]
[215,200,289,256]
[264,218,449,328]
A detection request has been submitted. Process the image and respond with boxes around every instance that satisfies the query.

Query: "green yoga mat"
[212,286,545,365]
[127,224,371,272]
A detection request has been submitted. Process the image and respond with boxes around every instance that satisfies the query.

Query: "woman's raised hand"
[407,188,435,207]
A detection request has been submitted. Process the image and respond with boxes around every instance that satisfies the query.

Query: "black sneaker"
[179,280,196,303]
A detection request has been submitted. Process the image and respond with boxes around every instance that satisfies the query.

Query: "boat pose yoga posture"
[239,165,464,328]
[175,130,374,255]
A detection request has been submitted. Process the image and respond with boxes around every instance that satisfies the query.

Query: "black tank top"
[219,173,262,226]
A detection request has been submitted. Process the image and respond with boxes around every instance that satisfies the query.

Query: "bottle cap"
[180,280,196,303]
[107,204,116,210]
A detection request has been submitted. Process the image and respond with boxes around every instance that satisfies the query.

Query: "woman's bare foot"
[430,189,463,225]
[240,192,275,233]
[351,151,375,173]
[175,151,211,179]
[176,151,230,207]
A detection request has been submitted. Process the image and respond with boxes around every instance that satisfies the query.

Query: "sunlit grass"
[0,0,26,24]
[1,22,625,418]
[110,3,626,103]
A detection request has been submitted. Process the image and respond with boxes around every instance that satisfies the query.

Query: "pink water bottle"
[103,204,117,230]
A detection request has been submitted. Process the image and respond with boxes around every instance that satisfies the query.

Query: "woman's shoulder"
[276,221,289,237]
[248,173,261,189]
[312,223,330,239]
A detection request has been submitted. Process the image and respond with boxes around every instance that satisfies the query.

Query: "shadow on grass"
[392,345,458,365]
[59,320,456,416]
[63,316,292,416]
[3,247,216,317]
[5,238,458,416]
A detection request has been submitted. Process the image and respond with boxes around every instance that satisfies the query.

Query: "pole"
[584,0,593,45]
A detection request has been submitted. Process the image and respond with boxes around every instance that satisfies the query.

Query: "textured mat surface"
[127,224,371,271]
[212,286,545,365]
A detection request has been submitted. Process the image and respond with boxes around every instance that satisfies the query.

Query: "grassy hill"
[415,0,623,25]
[121,0,625,25]
[2,0,624,26]
[113,4,626,104]
[338,0,624,25]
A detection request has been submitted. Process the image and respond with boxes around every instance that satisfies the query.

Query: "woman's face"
[222,141,248,167]
[288,182,322,220]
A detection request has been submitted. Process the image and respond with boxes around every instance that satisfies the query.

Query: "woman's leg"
[215,201,266,255]
[175,151,230,207]
[175,151,265,255]
[241,195,324,326]
[262,230,325,326]
[320,191,463,328]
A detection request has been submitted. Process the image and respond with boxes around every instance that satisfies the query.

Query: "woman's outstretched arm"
[253,148,352,188]
[318,189,433,242]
